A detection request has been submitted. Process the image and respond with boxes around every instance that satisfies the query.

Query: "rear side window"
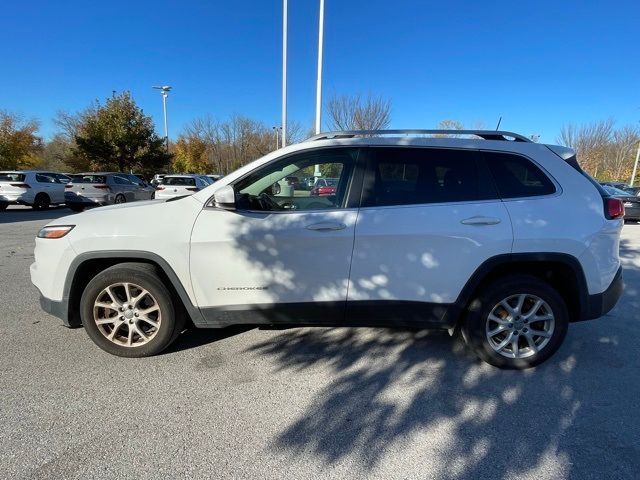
[70,175,106,184]
[113,175,132,185]
[363,147,496,207]
[165,177,196,186]
[484,152,556,198]
[36,173,57,183]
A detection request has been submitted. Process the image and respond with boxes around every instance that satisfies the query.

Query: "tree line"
[1,91,638,183]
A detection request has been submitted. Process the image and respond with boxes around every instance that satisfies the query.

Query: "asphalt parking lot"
[1,206,639,480]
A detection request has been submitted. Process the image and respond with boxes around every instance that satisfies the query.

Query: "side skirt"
[199,300,454,329]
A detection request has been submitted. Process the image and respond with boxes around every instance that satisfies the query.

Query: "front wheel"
[462,275,568,369]
[80,263,184,357]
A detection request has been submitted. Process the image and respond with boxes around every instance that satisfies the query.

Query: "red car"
[310,178,338,196]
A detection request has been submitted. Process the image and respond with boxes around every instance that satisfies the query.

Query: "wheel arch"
[63,251,204,328]
[447,253,589,325]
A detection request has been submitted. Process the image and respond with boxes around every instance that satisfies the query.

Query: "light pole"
[314,0,325,135]
[272,126,282,149]
[282,0,288,147]
[631,141,640,186]
[153,85,172,151]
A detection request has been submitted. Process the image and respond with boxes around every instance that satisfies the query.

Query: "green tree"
[0,110,43,170]
[73,92,170,175]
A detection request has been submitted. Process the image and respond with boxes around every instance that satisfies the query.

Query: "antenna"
[495,116,502,131]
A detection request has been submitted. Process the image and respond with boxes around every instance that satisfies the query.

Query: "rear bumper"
[582,266,623,321]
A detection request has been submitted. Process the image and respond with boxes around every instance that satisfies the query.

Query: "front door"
[189,147,364,326]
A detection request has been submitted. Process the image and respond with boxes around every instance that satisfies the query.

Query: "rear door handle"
[461,216,501,226]
[305,222,347,231]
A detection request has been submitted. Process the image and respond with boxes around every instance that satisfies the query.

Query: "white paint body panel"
[31,198,203,302]
[348,201,513,303]
[190,209,358,307]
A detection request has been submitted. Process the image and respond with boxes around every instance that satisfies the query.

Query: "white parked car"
[154,174,209,199]
[0,170,68,210]
[31,129,624,368]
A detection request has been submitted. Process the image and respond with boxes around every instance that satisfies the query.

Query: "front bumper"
[38,293,73,326]
[583,266,624,321]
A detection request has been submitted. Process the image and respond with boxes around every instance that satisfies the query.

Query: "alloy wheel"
[485,293,555,359]
[93,282,162,347]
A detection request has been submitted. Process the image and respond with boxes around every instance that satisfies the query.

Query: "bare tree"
[326,93,391,131]
[611,127,640,180]
[556,119,615,178]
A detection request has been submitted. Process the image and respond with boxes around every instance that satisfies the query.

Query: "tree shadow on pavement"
[242,236,640,478]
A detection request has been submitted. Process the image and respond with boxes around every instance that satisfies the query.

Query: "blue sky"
[1,0,638,143]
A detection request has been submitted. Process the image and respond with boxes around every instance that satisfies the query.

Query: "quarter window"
[363,147,494,207]
[483,152,556,198]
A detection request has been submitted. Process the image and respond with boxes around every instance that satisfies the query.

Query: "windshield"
[0,172,25,182]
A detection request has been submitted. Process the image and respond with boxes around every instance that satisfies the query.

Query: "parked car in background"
[602,185,640,222]
[121,174,156,198]
[151,174,166,186]
[154,174,210,199]
[207,174,223,183]
[310,177,338,196]
[65,173,155,211]
[198,175,213,186]
[0,170,67,210]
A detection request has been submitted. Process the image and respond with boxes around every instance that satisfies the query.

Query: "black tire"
[80,263,185,357]
[0,202,8,211]
[69,204,85,212]
[461,274,568,369]
[32,193,50,211]
[114,194,126,204]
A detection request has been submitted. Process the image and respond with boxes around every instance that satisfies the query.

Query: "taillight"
[10,183,30,188]
[186,187,200,192]
[94,184,110,190]
[605,197,624,219]
[156,186,165,190]
[65,184,73,189]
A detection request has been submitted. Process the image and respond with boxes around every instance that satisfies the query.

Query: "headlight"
[37,225,75,239]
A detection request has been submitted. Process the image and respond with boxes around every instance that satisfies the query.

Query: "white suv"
[0,170,68,210]
[30,130,624,369]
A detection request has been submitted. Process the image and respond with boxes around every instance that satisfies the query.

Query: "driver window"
[234,148,359,212]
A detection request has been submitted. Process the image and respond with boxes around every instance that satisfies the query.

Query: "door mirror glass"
[213,185,236,210]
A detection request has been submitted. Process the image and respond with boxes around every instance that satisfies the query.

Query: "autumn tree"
[326,93,391,131]
[71,92,170,175]
[556,119,639,181]
[0,111,43,170]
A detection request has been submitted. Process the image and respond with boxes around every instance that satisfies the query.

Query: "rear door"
[35,172,65,204]
[347,146,513,326]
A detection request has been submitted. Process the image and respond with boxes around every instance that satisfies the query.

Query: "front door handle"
[305,222,347,231]
[461,216,501,226]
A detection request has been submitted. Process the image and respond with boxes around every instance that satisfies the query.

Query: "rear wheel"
[80,263,184,357]
[114,194,126,204]
[32,193,50,211]
[462,275,568,369]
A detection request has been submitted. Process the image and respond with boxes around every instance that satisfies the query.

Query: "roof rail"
[306,129,532,143]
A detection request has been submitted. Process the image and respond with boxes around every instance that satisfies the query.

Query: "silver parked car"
[65,172,155,212]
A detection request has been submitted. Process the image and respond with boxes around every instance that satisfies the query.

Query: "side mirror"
[271,182,281,195]
[213,184,236,211]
